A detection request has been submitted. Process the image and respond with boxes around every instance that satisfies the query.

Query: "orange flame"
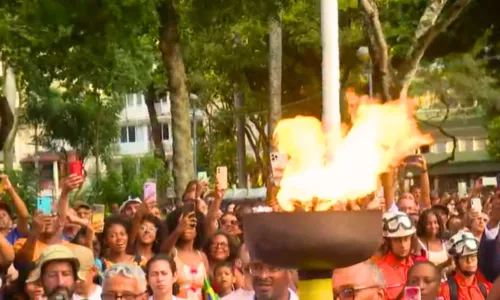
[273,90,433,211]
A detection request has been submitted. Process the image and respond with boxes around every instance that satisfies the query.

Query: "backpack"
[448,277,487,300]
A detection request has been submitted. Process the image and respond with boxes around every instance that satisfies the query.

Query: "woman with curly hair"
[162,205,208,300]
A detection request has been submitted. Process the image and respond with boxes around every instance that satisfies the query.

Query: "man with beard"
[246,261,298,300]
[439,231,489,300]
[26,245,86,300]
[377,211,417,300]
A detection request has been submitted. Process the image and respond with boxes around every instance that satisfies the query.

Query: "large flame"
[273,90,433,211]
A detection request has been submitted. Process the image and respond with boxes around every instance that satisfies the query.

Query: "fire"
[273,90,433,212]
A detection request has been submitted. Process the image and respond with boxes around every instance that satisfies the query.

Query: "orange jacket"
[377,252,415,300]
[439,273,490,300]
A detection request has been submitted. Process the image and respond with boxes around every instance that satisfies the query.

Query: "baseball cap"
[73,201,91,210]
[27,245,88,283]
[119,197,141,213]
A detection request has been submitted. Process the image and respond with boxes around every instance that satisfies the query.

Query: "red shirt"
[377,252,415,300]
[439,273,490,300]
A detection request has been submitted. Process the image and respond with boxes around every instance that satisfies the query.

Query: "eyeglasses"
[138,225,157,233]
[221,219,238,226]
[247,264,283,276]
[383,214,413,233]
[334,285,380,300]
[211,242,229,249]
[101,292,145,300]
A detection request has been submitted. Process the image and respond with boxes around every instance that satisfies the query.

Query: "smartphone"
[143,182,157,200]
[404,155,422,166]
[69,160,83,176]
[471,198,482,212]
[270,152,288,185]
[37,196,53,215]
[182,201,196,215]
[216,166,228,190]
[403,286,421,300]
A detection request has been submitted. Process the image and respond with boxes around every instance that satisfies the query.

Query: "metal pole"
[321,0,342,162]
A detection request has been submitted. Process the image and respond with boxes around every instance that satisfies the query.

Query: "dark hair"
[166,207,206,249]
[213,261,234,275]
[3,263,37,299]
[416,209,445,240]
[145,254,179,296]
[395,261,441,300]
[138,214,165,253]
[203,231,240,263]
[101,216,131,252]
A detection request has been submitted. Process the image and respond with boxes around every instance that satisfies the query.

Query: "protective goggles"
[383,214,414,233]
[449,237,479,256]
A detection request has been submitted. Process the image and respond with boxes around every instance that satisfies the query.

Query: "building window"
[434,142,447,153]
[126,94,135,107]
[161,123,170,140]
[474,138,487,151]
[121,126,136,143]
[136,94,144,106]
[459,138,474,152]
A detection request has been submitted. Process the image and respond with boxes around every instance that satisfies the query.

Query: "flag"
[203,277,219,300]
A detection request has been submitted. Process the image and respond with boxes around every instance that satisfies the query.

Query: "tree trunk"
[268,15,282,148]
[0,64,16,169]
[156,0,194,200]
[144,86,170,204]
[234,83,247,188]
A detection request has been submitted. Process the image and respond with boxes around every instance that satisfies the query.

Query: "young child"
[213,262,235,297]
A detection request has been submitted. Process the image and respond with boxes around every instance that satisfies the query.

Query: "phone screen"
[37,196,53,215]
[403,286,421,300]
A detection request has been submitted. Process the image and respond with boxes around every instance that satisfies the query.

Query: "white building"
[116,93,204,165]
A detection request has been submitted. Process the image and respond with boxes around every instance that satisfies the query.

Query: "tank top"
[418,238,449,281]
[172,248,206,300]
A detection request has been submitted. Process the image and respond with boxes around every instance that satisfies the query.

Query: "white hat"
[119,197,141,212]
[448,231,479,257]
[382,211,416,238]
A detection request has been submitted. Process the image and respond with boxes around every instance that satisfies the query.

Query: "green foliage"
[1,167,39,213]
[488,116,500,160]
[411,53,500,111]
[22,89,124,162]
[87,154,172,206]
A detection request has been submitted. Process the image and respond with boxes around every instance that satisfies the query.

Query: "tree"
[358,0,475,101]
[22,89,123,167]
[86,154,172,206]
[412,53,500,166]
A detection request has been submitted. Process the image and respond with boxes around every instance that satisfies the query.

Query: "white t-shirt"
[221,288,299,300]
[73,285,102,300]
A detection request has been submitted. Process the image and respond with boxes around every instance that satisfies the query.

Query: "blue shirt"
[6,227,26,245]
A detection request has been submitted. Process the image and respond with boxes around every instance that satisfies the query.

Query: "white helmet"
[382,211,416,238]
[448,231,479,257]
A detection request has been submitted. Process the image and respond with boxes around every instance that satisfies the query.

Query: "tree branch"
[358,0,392,101]
[397,0,471,93]
[418,101,457,169]
[244,125,265,172]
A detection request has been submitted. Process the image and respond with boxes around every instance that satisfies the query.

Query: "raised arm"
[1,174,30,235]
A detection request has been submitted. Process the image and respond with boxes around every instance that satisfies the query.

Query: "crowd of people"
[0,155,500,300]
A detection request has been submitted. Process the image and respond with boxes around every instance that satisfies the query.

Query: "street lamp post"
[356,46,373,99]
[321,0,342,162]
